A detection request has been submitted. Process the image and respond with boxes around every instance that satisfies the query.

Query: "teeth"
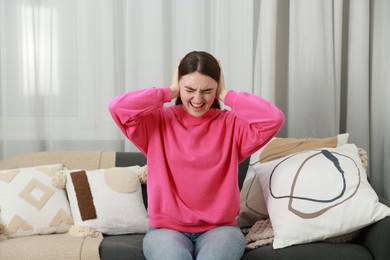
[191,103,204,108]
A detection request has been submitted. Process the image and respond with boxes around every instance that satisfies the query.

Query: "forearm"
[218,88,229,102]
[108,87,172,152]
[224,90,284,127]
[224,90,284,159]
[109,87,172,126]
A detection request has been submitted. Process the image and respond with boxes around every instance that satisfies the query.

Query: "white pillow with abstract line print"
[256,143,390,249]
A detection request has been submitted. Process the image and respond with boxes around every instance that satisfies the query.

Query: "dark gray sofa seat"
[99,152,390,260]
[100,234,145,260]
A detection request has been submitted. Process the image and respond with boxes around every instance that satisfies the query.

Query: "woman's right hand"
[170,61,180,99]
[217,62,228,102]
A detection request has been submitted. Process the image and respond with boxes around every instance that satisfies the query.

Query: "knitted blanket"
[243,219,274,250]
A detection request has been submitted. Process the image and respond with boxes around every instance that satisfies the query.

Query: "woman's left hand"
[170,60,181,99]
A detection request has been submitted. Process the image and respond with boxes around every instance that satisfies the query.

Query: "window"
[21,4,59,96]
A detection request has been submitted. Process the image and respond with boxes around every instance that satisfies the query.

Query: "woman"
[109,51,284,260]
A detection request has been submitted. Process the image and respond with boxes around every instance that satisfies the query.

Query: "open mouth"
[190,102,205,109]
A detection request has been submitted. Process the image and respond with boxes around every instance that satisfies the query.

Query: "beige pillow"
[237,133,349,228]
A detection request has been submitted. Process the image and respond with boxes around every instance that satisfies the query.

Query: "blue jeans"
[143,225,245,260]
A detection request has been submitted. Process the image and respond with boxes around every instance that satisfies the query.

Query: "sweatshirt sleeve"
[108,87,172,153]
[224,90,285,161]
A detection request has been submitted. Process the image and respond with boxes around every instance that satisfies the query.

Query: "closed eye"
[184,87,214,94]
[202,89,213,94]
[184,87,195,92]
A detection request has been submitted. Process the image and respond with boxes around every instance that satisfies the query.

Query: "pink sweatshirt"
[109,87,284,232]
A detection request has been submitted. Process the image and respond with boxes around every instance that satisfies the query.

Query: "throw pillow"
[0,220,7,240]
[256,143,390,249]
[238,133,349,227]
[0,164,73,238]
[64,166,148,236]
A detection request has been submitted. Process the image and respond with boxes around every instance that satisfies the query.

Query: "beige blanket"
[0,233,103,260]
[243,219,274,250]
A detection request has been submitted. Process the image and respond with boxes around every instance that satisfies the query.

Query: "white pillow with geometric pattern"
[0,164,73,238]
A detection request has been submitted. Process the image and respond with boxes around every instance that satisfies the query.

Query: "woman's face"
[179,72,218,117]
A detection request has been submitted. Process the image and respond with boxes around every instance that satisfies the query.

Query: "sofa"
[1,150,390,260]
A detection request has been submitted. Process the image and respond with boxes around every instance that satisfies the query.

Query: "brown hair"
[175,51,221,109]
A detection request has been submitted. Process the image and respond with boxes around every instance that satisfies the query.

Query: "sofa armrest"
[358,216,390,260]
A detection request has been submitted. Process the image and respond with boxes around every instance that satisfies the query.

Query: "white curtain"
[0,0,389,200]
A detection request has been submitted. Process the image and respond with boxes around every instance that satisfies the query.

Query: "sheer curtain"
[0,0,389,200]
